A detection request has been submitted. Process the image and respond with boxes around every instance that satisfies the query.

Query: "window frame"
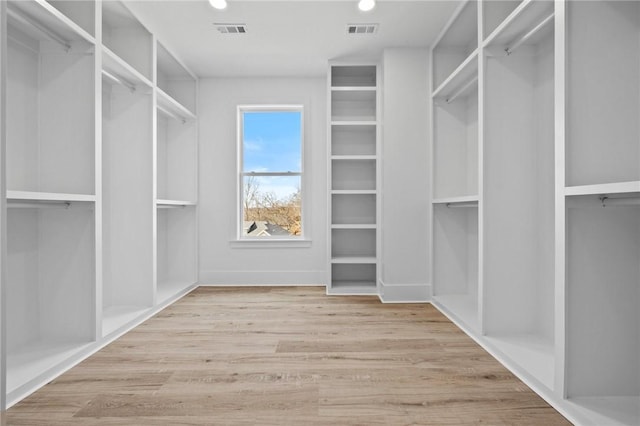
[237,104,306,241]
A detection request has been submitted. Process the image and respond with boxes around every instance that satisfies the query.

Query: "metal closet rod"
[102,70,136,93]
[7,6,72,52]
[505,13,554,56]
[8,200,71,209]
[446,76,478,105]
[446,202,477,209]
[157,105,186,124]
[599,195,640,207]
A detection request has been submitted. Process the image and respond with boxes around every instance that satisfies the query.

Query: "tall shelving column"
[430,0,481,333]
[481,0,556,392]
[155,41,198,305]
[328,64,379,295]
[3,0,97,405]
[100,0,155,338]
[562,1,640,424]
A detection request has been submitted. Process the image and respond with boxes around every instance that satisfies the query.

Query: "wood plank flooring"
[7,287,572,425]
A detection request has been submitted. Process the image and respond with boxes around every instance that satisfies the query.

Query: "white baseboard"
[378,280,432,303]
[199,270,326,286]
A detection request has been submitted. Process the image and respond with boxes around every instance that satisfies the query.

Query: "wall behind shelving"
[198,77,327,285]
[380,48,431,299]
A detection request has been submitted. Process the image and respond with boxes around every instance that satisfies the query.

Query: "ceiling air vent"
[347,24,378,35]
[214,23,247,34]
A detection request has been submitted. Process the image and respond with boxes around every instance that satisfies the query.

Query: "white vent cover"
[347,24,378,35]
[214,23,247,34]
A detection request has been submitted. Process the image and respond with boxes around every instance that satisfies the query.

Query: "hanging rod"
[102,70,136,93]
[505,13,554,56]
[157,105,186,124]
[599,195,640,207]
[446,76,478,104]
[8,200,71,209]
[446,202,477,209]
[7,6,72,52]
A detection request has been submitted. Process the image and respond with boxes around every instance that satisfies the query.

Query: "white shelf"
[331,120,376,126]
[331,117,377,124]
[157,199,197,207]
[483,0,554,50]
[7,340,92,399]
[7,190,96,203]
[331,86,376,92]
[8,0,95,45]
[102,305,150,337]
[565,181,640,197]
[432,50,479,99]
[485,334,555,390]
[482,0,522,41]
[432,195,479,205]
[103,46,153,90]
[331,190,377,195]
[331,224,376,230]
[157,88,196,122]
[331,256,377,264]
[331,155,376,161]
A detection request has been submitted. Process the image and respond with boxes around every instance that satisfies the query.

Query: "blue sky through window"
[242,111,302,173]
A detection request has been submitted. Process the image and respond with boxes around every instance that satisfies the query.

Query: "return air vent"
[347,24,378,35]
[214,23,247,34]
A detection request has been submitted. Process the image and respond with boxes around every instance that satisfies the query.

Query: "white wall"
[380,48,431,301]
[198,77,327,285]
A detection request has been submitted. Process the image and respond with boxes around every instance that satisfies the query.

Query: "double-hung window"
[238,105,304,239]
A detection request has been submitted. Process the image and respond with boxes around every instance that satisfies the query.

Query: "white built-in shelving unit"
[328,64,380,295]
[101,0,154,338]
[0,0,199,408]
[4,0,98,406]
[430,1,640,425]
[562,2,640,424]
[155,41,198,305]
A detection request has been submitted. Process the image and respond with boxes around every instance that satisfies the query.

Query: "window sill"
[229,239,312,249]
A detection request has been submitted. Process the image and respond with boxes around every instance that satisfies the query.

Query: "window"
[238,106,304,239]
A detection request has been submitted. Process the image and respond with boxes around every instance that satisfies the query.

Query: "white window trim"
[236,105,307,243]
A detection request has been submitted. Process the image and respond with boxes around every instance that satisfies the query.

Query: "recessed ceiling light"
[209,0,227,10]
[358,0,375,12]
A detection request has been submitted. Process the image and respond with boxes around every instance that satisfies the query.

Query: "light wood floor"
[8,287,571,425]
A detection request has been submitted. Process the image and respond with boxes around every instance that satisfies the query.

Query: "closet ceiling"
[125,0,457,77]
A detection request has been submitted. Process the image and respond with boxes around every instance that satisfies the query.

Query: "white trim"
[229,239,311,249]
[378,280,431,303]
[199,270,325,286]
[564,181,640,197]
